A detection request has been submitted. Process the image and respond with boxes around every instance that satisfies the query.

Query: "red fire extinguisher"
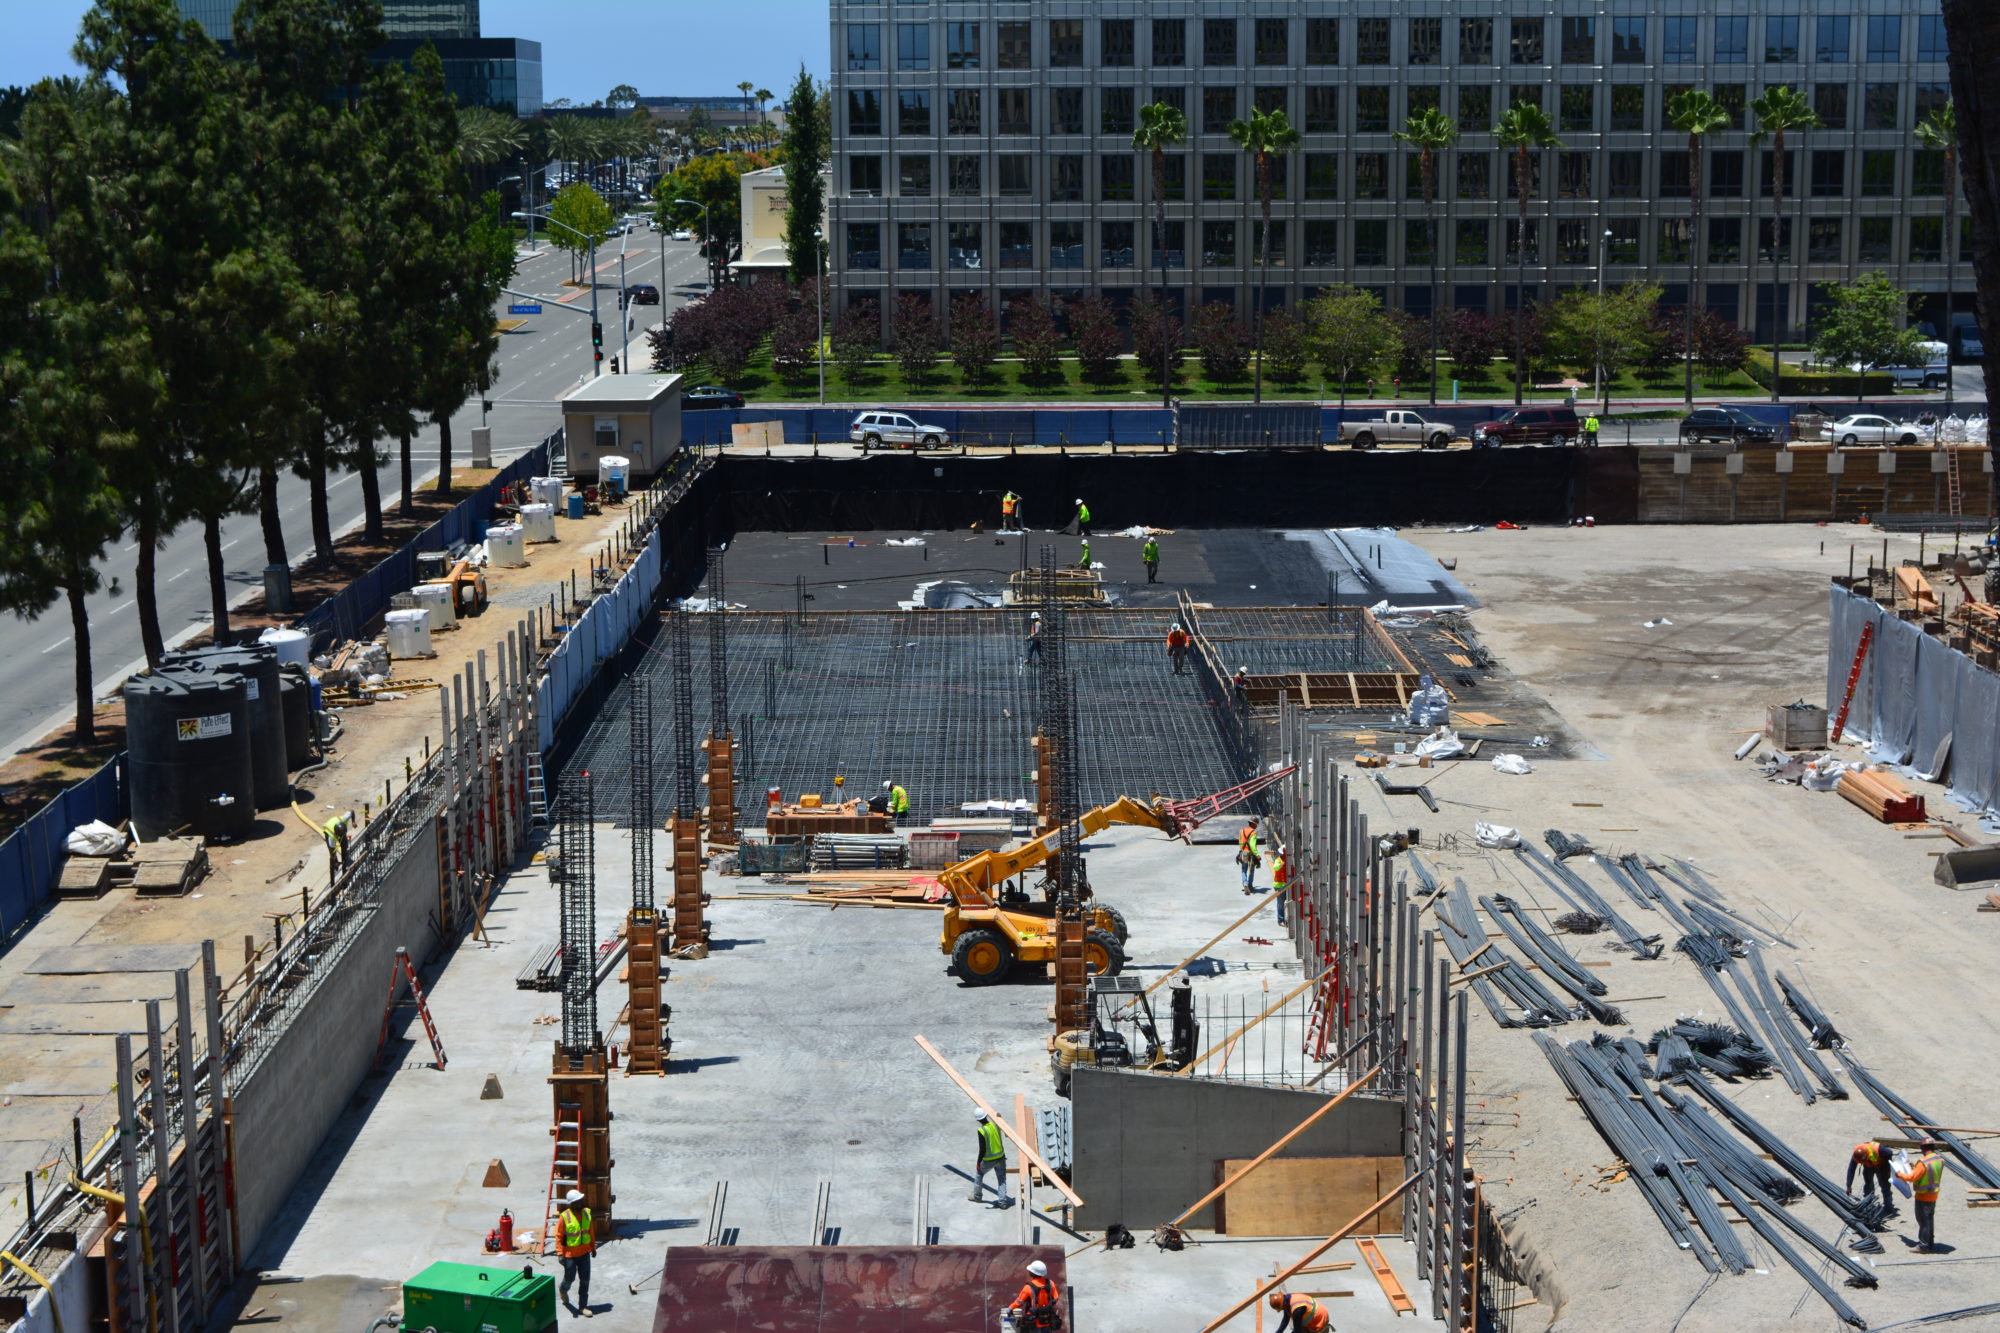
[484,1208,516,1254]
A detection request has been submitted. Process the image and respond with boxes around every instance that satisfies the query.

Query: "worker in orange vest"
[1001,490,1021,532]
[1270,1290,1331,1332]
[555,1188,597,1315]
[1237,819,1261,893]
[1165,623,1191,675]
[1004,1260,1062,1330]
[1846,1140,1894,1214]
[1897,1140,1948,1251]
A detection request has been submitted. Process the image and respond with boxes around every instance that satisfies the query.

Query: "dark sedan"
[682,385,745,411]
[1679,407,1777,445]
[624,283,660,306]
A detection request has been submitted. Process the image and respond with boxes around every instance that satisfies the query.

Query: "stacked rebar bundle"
[1513,846,1663,958]
[1481,894,1623,1025]
[809,833,908,870]
[1437,881,1568,1027]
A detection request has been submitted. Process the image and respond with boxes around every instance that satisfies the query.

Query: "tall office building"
[827,3,1961,341]
[177,0,477,40]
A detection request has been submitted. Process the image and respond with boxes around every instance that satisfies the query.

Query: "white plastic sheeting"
[537,537,663,752]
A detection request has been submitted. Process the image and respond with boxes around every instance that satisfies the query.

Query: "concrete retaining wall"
[229,820,442,1260]
[1070,1067,1403,1229]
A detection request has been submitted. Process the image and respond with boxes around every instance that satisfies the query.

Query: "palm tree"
[1134,101,1189,408]
[1494,101,1562,404]
[1396,107,1460,405]
[1667,89,1731,406]
[1750,87,1819,403]
[1916,101,1960,404]
[754,88,774,123]
[1227,106,1302,403]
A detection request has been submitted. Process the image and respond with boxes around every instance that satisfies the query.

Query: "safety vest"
[1143,541,1159,562]
[557,1205,595,1257]
[1584,416,1600,433]
[1852,1142,1883,1167]
[1012,1277,1060,1330]
[1002,493,1018,514]
[889,785,909,814]
[978,1120,1005,1162]
[1167,630,1189,650]
[1280,1294,1329,1332]
[1076,503,1091,522]
[1904,1153,1946,1200]
[1239,826,1259,856]
[1272,854,1288,888]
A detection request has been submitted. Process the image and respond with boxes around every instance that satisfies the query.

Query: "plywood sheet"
[26,945,200,975]
[1213,1156,1404,1237]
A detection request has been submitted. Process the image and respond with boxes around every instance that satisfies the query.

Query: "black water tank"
[123,671,255,841]
[164,647,288,810]
[277,664,311,772]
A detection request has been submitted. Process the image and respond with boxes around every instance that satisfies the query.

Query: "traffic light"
[609,356,620,374]
[591,321,603,363]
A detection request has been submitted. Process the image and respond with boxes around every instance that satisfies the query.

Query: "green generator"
[401,1261,558,1333]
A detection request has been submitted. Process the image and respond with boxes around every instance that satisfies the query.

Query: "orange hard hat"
[1269,1293,1289,1310]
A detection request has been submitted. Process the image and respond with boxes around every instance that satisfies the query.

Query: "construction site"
[6,442,2000,1333]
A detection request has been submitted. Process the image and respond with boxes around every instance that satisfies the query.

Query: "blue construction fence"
[0,757,124,942]
[294,432,556,651]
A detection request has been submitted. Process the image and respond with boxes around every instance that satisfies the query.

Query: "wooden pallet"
[130,837,209,897]
[55,858,112,899]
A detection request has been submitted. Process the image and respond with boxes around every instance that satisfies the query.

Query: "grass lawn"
[710,347,1768,404]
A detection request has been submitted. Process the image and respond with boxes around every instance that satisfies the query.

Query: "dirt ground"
[1387,521,2000,1332]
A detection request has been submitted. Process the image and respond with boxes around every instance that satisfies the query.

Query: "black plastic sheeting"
[717,449,1583,532]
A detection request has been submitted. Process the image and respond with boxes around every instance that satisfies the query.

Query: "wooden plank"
[1299,673,1312,708]
[1165,1066,1383,1230]
[1354,1237,1416,1315]
[1214,1156,1398,1237]
[1347,675,1362,707]
[912,1035,1083,1208]
[1141,887,1288,998]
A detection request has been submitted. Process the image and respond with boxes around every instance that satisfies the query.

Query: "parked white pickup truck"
[1338,409,1455,451]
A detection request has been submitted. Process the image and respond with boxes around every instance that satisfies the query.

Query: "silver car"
[849,411,951,450]
[1829,414,1922,447]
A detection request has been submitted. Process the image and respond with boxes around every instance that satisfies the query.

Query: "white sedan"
[1829,414,1924,447]
[671,229,694,241]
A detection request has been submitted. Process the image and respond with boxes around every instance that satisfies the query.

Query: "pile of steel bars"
[1480,894,1623,1025]
[1513,846,1663,958]
[1437,881,1568,1028]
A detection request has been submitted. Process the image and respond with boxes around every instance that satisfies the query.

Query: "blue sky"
[0,1,828,106]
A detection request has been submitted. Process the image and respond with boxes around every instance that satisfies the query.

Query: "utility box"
[402,1262,557,1333]
[1767,700,1829,750]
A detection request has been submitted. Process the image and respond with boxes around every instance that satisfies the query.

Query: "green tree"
[1010,297,1065,383]
[891,293,942,380]
[780,66,826,286]
[754,88,774,122]
[1751,85,1820,402]
[655,151,760,284]
[1303,285,1400,406]
[1133,100,1188,406]
[1227,107,1301,403]
[831,299,880,384]
[607,83,639,110]
[1810,272,1931,389]
[1494,101,1562,405]
[1667,89,1732,406]
[948,292,999,386]
[548,179,613,283]
[1396,107,1459,405]
[1915,100,1960,398]
[1540,282,1664,402]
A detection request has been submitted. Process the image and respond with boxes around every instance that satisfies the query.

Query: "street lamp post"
[514,210,602,377]
[1596,228,1613,412]
[813,225,827,405]
[676,198,714,287]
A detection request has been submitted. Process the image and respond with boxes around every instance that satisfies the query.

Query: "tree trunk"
[1686,136,1702,406]
[307,431,334,563]
[1514,149,1529,405]
[1425,154,1439,405]
[135,510,165,667]
[67,570,95,746]
[1771,132,1786,403]
[1945,149,1958,406]
[359,436,384,544]
[1152,146,1171,409]
[259,464,287,568]
[435,412,454,495]
[1253,155,1271,405]
[399,428,415,517]
[203,511,231,646]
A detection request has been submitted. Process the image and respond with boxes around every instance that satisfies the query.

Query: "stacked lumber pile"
[1895,565,1939,616]
[131,836,210,896]
[1838,768,1926,823]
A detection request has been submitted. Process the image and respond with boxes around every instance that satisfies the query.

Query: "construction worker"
[882,780,910,827]
[1271,845,1290,925]
[1024,611,1044,666]
[1897,1140,1947,1251]
[1001,490,1021,531]
[1142,536,1160,583]
[1004,1259,1061,1330]
[1075,538,1092,570]
[1166,623,1191,676]
[322,811,353,872]
[1231,666,1249,703]
[555,1188,596,1316]
[1237,818,1261,893]
[1847,1140,1895,1214]
[1072,498,1092,537]
[1583,412,1600,446]
[1269,1291,1331,1333]
[970,1109,1013,1207]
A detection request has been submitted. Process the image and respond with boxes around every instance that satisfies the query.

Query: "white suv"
[849,411,951,450]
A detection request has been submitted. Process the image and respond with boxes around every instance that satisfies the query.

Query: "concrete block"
[482,1159,511,1187]
[1725,453,1745,475]
[481,1073,504,1100]
[1826,451,1845,474]
[1877,450,1898,474]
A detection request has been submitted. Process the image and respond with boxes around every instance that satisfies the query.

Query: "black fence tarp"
[1178,403,1323,449]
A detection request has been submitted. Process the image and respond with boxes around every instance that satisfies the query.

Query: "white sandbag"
[1475,822,1522,848]
[1801,755,1849,792]
[1491,753,1533,775]
[1413,727,1465,760]
[65,820,126,856]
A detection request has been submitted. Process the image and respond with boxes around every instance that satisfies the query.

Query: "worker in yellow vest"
[881,780,910,826]
[555,1188,596,1315]
[970,1110,1013,1207]
[1237,819,1261,893]
[1271,845,1290,925]
[1071,498,1092,537]
[1270,1290,1330,1332]
[1898,1140,1948,1251]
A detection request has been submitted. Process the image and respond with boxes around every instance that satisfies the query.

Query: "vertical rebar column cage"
[630,678,656,917]
[669,603,698,819]
[1038,545,1080,907]
[557,770,600,1058]
[706,546,729,731]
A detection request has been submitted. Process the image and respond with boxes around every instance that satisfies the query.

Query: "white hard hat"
[1074,498,1083,505]
[564,1188,585,1205]
[1031,610,1042,619]
[884,780,894,789]
[1028,1260,1048,1277]
[975,1109,990,1121]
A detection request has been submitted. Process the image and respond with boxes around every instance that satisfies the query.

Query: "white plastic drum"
[600,455,630,495]
[485,521,527,567]
[529,476,564,508]
[384,608,433,659]
[519,503,557,543]
[257,626,312,668]
[408,580,458,629]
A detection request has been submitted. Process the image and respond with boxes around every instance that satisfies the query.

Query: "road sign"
[508,303,542,315]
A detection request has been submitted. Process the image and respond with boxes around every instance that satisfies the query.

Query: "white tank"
[529,477,564,508]
[485,521,527,567]
[408,580,458,629]
[384,608,433,659]
[257,626,311,668]
[519,503,557,543]
[600,455,630,494]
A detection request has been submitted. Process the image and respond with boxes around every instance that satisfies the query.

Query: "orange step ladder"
[374,946,446,1070]
[1829,622,1875,744]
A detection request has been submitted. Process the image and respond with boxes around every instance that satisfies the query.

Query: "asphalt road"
[0,231,712,762]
